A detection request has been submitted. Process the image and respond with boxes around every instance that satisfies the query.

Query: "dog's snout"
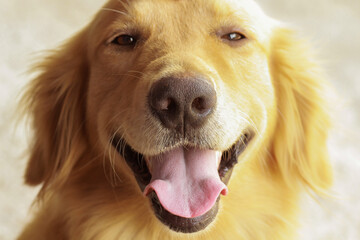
[149,77,216,132]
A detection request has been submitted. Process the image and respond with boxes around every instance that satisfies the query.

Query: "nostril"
[167,99,177,113]
[192,97,207,114]
[191,94,216,116]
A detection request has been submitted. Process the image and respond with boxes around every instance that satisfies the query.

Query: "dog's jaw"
[111,132,253,233]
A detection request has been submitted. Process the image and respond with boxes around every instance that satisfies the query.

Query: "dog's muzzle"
[111,75,254,233]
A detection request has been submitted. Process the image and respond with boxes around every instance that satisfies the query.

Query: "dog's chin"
[111,132,253,233]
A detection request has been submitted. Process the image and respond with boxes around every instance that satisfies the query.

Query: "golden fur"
[18,0,332,239]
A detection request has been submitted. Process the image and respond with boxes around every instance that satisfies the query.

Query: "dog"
[18,0,332,239]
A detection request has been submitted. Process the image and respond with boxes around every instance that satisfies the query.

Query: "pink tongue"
[143,147,227,218]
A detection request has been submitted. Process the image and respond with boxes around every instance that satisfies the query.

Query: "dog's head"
[23,0,332,234]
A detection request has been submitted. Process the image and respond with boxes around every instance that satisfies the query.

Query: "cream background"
[0,0,359,239]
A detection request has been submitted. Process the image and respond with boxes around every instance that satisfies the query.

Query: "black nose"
[148,77,216,133]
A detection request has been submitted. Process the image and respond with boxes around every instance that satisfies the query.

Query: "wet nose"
[148,77,216,133]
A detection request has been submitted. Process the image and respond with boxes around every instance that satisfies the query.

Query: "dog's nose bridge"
[148,76,217,134]
[143,51,219,85]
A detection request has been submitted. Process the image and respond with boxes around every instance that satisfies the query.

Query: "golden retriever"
[18,0,332,239]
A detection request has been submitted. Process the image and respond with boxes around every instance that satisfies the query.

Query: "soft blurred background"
[0,0,359,239]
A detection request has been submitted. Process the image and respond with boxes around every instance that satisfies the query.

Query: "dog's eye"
[222,32,246,41]
[112,35,137,46]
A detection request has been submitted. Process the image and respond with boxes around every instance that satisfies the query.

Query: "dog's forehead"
[127,0,259,13]
[102,0,275,41]
[120,0,267,21]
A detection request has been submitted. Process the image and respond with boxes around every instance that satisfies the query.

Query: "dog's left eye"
[222,32,246,41]
[112,35,137,46]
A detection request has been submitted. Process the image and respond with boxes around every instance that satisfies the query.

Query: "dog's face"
[22,0,332,237]
[86,0,275,232]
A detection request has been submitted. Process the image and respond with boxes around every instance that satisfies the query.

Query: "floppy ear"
[22,30,89,190]
[269,28,332,194]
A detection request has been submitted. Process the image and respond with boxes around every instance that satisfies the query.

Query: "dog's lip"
[110,131,253,233]
[149,191,220,233]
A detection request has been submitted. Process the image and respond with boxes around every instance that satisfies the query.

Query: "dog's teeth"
[216,151,222,167]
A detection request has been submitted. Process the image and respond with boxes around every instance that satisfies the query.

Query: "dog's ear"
[269,28,332,194]
[22,30,88,189]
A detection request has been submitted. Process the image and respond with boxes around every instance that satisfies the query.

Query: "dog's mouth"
[111,132,253,233]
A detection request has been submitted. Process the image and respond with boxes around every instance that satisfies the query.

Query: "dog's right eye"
[221,32,246,41]
[112,35,137,46]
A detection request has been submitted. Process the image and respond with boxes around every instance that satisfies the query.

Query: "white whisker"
[101,8,130,17]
